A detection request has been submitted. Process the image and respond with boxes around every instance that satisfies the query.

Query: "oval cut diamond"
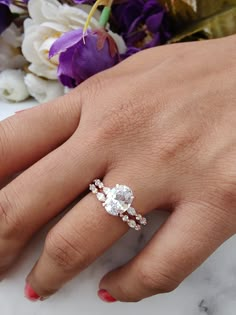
[104,185,134,216]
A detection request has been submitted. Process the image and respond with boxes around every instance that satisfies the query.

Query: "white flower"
[185,0,197,11]
[10,4,27,15]
[64,87,72,94]
[0,24,27,72]
[24,73,64,103]
[22,0,127,81]
[22,0,101,80]
[0,70,29,102]
[109,31,127,54]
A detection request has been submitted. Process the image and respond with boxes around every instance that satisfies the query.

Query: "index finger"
[0,93,81,180]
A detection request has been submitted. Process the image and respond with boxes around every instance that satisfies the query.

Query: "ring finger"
[24,165,170,300]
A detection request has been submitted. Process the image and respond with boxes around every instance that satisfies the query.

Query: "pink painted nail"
[24,283,40,302]
[98,289,117,303]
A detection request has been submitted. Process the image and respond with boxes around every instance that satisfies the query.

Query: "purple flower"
[0,0,13,34]
[49,28,120,88]
[112,0,171,52]
[0,0,10,5]
[73,0,94,3]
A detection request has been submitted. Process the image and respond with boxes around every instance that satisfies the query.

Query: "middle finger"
[0,132,106,273]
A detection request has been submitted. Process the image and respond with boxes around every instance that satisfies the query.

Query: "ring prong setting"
[90,179,147,230]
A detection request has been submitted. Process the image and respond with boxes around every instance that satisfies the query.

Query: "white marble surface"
[0,99,236,315]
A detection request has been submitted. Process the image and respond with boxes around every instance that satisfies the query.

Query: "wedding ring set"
[89,179,147,231]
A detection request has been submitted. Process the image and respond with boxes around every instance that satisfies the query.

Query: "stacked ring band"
[89,179,147,231]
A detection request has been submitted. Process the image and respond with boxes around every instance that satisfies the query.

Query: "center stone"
[104,185,134,216]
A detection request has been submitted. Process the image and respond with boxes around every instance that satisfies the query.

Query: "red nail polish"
[24,283,40,302]
[98,289,117,303]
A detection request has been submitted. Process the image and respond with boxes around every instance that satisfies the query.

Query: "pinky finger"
[99,201,235,302]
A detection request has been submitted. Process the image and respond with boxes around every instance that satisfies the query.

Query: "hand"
[0,35,235,303]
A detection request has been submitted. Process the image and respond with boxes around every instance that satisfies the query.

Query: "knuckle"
[158,132,201,164]
[204,183,236,233]
[137,264,179,294]
[206,177,236,215]
[97,99,152,144]
[48,96,79,127]
[100,104,133,139]
[217,180,236,208]
[45,229,89,272]
[0,121,12,162]
[209,156,236,210]
[80,73,105,103]
[0,190,23,239]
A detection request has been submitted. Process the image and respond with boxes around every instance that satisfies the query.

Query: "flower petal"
[0,3,13,35]
[49,28,83,58]
[57,46,77,88]
[71,33,118,84]
[146,12,164,33]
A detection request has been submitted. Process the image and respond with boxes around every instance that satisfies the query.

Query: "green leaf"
[160,0,236,42]
[169,4,236,43]
[196,0,236,18]
[159,0,197,27]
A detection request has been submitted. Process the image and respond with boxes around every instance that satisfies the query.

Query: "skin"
[0,34,235,302]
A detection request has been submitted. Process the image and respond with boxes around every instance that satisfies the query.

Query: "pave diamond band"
[89,179,147,231]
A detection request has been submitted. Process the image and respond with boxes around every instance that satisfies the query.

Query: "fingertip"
[24,282,41,302]
[97,289,117,303]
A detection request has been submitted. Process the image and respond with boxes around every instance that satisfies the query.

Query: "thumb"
[98,202,234,302]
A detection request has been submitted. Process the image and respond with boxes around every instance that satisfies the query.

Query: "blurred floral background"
[0,0,235,103]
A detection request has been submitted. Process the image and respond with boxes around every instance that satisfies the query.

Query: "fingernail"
[98,289,117,303]
[24,283,40,302]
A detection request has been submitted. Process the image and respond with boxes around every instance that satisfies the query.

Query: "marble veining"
[0,100,236,315]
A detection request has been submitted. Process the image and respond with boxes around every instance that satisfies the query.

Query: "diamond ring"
[89,179,147,231]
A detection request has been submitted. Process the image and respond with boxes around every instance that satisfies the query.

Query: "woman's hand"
[0,35,235,302]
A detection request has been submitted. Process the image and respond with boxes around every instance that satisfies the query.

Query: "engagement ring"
[89,179,147,231]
